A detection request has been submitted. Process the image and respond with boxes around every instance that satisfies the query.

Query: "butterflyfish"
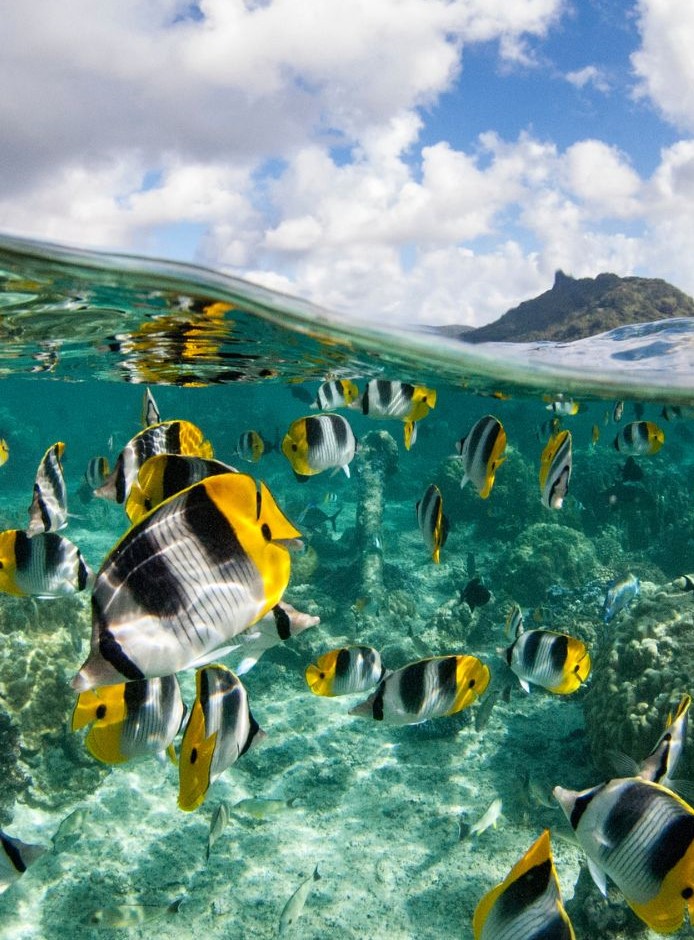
[94,420,214,503]
[416,484,448,564]
[602,572,639,624]
[349,654,490,725]
[237,430,267,463]
[141,387,161,427]
[281,413,356,479]
[305,646,385,697]
[613,420,664,456]
[84,456,110,490]
[545,398,580,415]
[554,777,694,934]
[71,472,301,691]
[455,415,506,498]
[0,830,46,894]
[312,379,360,411]
[0,530,92,598]
[610,694,691,793]
[178,664,266,812]
[72,675,185,764]
[125,453,238,524]
[539,429,572,510]
[0,438,8,467]
[503,611,590,694]
[27,441,68,535]
[472,829,575,939]
[357,379,436,450]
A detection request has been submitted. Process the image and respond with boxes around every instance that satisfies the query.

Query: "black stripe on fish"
[272,604,291,641]
[167,421,183,455]
[123,677,150,714]
[376,380,392,410]
[114,454,128,504]
[335,647,352,679]
[13,530,32,573]
[372,684,385,720]
[570,784,604,831]
[478,419,500,468]
[604,780,659,845]
[648,812,694,882]
[329,414,347,449]
[45,448,65,502]
[520,631,543,671]
[33,483,53,532]
[399,659,429,714]
[0,832,27,873]
[94,598,145,682]
[305,416,324,450]
[530,916,574,939]
[183,482,242,567]
[437,656,457,694]
[495,857,552,919]
[549,634,569,673]
[110,528,184,617]
[162,457,196,501]
[77,555,90,591]
[240,710,262,757]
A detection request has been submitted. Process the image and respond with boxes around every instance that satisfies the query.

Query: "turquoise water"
[1,236,694,938]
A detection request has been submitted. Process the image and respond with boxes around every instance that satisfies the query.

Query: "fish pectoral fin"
[670,778,694,802]
[607,749,639,777]
[519,679,531,694]
[187,646,239,669]
[586,858,608,897]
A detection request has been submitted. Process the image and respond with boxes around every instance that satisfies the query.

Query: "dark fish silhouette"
[460,577,491,611]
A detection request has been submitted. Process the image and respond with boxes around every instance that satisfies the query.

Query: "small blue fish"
[602,573,640,623]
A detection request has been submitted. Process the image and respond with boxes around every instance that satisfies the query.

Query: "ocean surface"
[1,234,694,938]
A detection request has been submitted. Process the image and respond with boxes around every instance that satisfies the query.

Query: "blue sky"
[1,0,694,326]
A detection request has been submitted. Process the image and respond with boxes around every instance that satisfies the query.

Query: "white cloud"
[632,0,694,130]
[565,64,610,92]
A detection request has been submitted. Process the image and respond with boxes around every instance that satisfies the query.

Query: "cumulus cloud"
[632,0,694,131]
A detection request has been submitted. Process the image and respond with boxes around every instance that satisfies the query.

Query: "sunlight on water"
[1,236,694,939]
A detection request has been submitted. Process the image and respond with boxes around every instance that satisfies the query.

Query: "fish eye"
[319,672,325,679]
[261,523,272,541]
[0,561,4,569]
[291,443,298,451]
[682,886,693,899]
[574,664,580,673]
[664,732,672,742]
[190,747,198,765]
[144,498,152,511]
[96,704,107,720]
[468,679,476,688]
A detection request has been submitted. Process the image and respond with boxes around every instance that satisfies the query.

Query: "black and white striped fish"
[84,456,110,490]
[349,654,490,725]
[472,829,575,939]
[610,694,692,793]
[357,379,436,450]
[312,379,360,411]
[416,483,449,563]
[539,429,572,510]
[0,529,92,598]
[94,420,214,504]
[0,830,46,894]
[455,415,507,498]
[281,413,356,478]
[71,473,300,691]
[554,776,694,934]
[503,624,591,695]
[72,675,185,765]
[27,442,68,535]
[305,645,385,697]
[178,664,266,811]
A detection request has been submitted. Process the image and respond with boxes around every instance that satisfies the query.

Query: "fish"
[206,802,229,861]
[472,829,575,939]
[602,572,640,623]
[71,472,301,691]
[236,429,268,463]
[27,441,68,535]
[85,898,182,928]
[231,797,298,819]
[124,453,238,524]
[225,601,320,676]
[613,400,625,422]
[178,664,266,811]
[591,423,600,445]
[0,530,93,598]
[279,865,321,936]
[0,830,46,893]
[85,456,111,490]
[613,420,665,455]
[297,502,342,534]
[460,576,491,612]
[71,675,186,764]
[469,797,503,837]
[504,602,523,640]
[545,398,579,415]
[672,574,694,592]
[141,387,161,427]
[349,654,490,725]
[281,413,356,479]
[416,483,448,564]
[305,646,385,697]
[357,379,436,450]
[455,415,507,498]
[503,613,591,695]
[95,420,214,503]
[0,438,9,467]
[620,455,644,482]
[539,429,572,509]
[51,807,90,851]
[553,776,694,934]
[312,379,360,410]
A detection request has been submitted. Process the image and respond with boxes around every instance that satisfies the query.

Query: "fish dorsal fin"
[608,749,640,778]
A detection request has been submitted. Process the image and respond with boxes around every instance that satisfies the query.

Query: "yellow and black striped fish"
[416,483,449,564]
[94,420,214,504]
[349,654,490,725]
[27,442,68,535]
[504,622,590,695]
[455,415,506,498]
[0,830,46,893]
[0,530,92,598]
[125,454,238,524]
[72,675,185,765]
[312,379,360,411]
[472,829,575,939]
[71,473,300,691]
[539,429,572,510]
[178,664,266,811]
[236,430,267,463]
[554,777,694,934]
[84,456,110,490]
[305,646,385,697]
[282,413,356,479]
[613,420,664,456]
[358,379,436,450]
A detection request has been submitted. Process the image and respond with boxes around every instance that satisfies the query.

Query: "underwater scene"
[2,236,694,939]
